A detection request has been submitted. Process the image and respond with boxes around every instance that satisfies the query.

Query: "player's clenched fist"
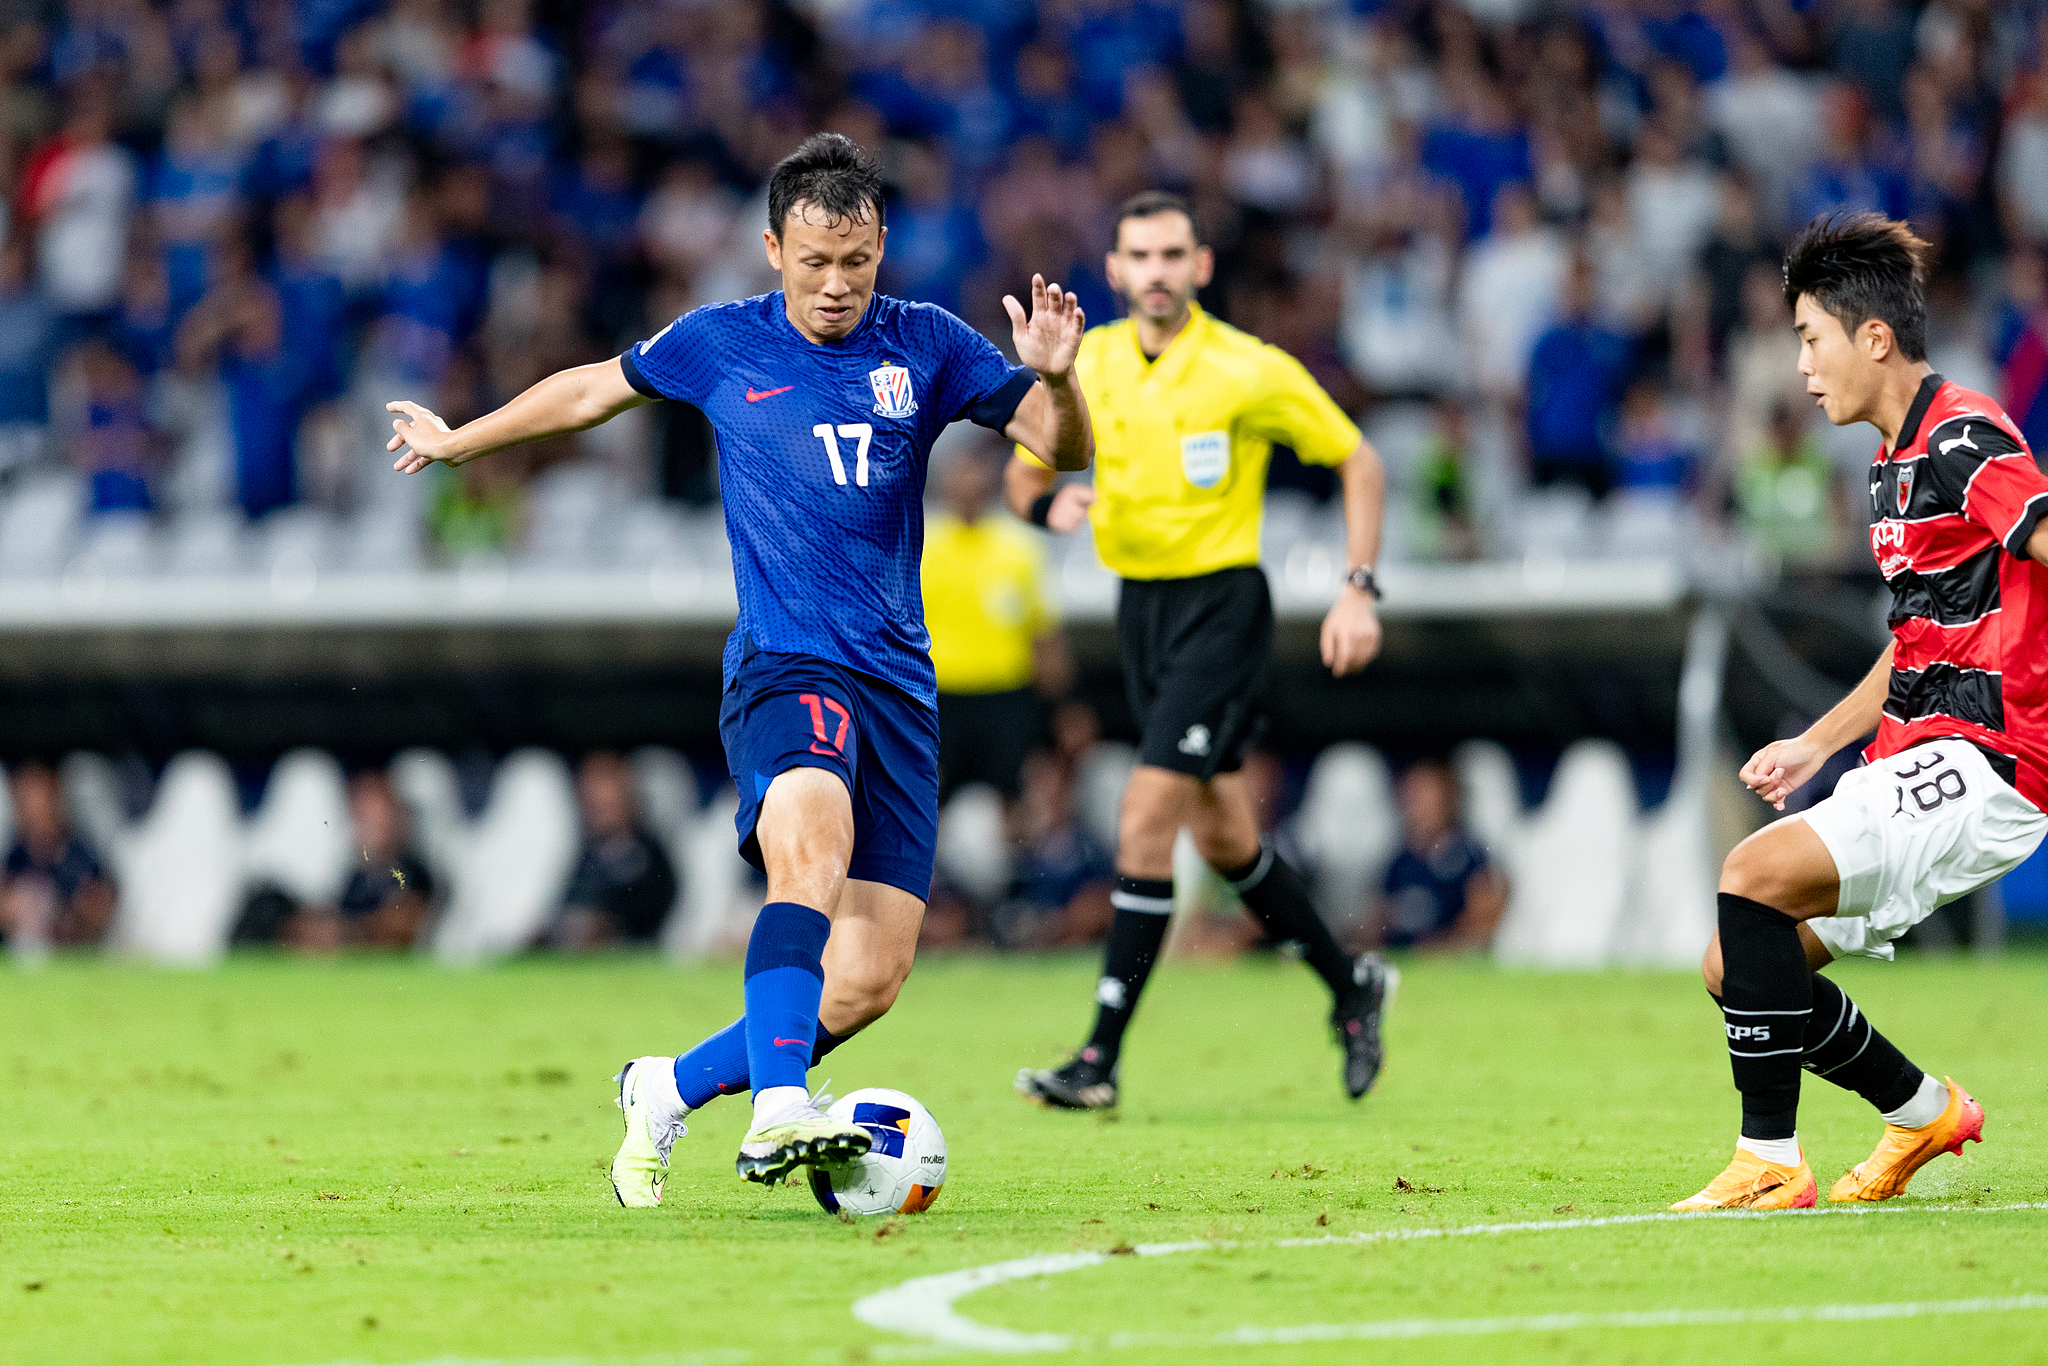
[1004,273,1086,380]
[387,400,459,474]
[1320,592,1382,678]
[1739,735,1826,810]
[1044,483,1094,533]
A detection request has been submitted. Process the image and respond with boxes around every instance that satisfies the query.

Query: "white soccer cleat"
[735,1088,871,1185]
[610,1056,688,1208]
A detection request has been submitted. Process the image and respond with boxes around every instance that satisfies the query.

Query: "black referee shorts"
[936,687,1039,804]
[1116,565,1273,781]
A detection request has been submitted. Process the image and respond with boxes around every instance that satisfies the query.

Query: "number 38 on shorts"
[1803,739,2048,961]
[1888,750,1967,817]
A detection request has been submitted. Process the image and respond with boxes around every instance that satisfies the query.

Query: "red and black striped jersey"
[1866,374,2048,809]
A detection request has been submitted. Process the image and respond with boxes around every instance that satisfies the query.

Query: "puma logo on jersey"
[1939,424,1978,456]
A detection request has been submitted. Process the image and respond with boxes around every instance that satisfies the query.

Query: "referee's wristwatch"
[1345,564,1382,600]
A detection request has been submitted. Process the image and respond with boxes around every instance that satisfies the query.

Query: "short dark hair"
[1782,212,1933,362]
[766,132,885,240]
[1113,190,1202,248]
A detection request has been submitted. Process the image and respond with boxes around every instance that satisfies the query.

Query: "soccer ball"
[806,1087,946,1216]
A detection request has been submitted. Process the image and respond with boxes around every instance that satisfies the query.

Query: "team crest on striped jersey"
[869,364,918,419]
[1897,463,1915,515]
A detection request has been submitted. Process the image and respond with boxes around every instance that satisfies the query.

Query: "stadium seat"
[526,463,631,568]
[1507,485,1594,561]
[1603,491,1691,560]
[665,784,762,960]
[388,748,471,892]
[1294,742,1398,941]
[1494,739,1636,967]
[629,746,700,840]
[1162,826,1225,955]
[0,472,83,579]
[615,499,690,571]
[1453,738,1527,875]
[630,745,699,938]
[1075,741,1139,857]
[344,503,425,575]
[1618,772,1719,967]
[936,783,1011,905]
[73,512,155,579]
[59,751,130,865]
[161,509,247,578]
[432,748,580,962]
[242,748,353,908]
[111,751,243,965]
[256,508,342,599]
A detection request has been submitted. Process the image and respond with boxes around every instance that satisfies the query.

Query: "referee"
[1010,191,1391,1108]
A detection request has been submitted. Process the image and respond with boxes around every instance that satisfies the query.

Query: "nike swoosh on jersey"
[746,386,794,402]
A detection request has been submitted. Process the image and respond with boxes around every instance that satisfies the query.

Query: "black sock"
[1804,974,1923,1113]
[1083,877,1174,1068]
[1717,892,1812,1141]
[1222,845,1354,1002]
[810,1027,846,1067]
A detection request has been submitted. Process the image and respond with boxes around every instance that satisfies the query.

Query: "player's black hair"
[1113,190,1203,248]
[766,132,885,239]
[1782,212,1933,362]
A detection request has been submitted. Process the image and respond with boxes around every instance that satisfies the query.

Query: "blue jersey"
[621,291,1034,708]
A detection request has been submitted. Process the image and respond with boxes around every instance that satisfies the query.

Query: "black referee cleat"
[1015,1050,1119,1110]
[1334,952,1393,1100]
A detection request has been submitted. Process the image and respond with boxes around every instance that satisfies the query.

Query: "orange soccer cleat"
[1829,1077,1984,1202]
[1670,1147,1818,1211]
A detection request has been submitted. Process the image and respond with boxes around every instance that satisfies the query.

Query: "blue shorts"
[720,648,940,902]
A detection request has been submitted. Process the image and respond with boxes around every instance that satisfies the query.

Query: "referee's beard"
[1125,282,1192,329]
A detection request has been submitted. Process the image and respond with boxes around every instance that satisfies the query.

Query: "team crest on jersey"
[869,364,918,419]
[1897,463,1914,515]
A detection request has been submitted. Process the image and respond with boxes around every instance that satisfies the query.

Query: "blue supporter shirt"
[621,290,1036,709]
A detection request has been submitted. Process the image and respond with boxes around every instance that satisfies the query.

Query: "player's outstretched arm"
[1740,640,1895,809]
[1002,274,1093,473]
[387,358,650,474]
[1321,438,1387,677]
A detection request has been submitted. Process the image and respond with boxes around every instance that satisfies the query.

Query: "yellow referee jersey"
[921,512,1056,694]
[1022,303,1362,580]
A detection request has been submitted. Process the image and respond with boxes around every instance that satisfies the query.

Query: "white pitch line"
[852,1201,2048,1355]
[1101,1295,2048,1349]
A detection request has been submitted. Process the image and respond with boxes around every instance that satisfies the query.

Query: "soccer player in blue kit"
[384,134,1092,1204]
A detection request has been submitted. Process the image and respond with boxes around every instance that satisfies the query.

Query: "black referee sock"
[1082,876,1175,1069]
[1718,892,1812,1141]
[1803,974,1924,1114]
[810,1027,846,1067]
[1221,845,1355,1003]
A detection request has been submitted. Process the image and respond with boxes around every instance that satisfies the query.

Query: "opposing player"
[1009,192,1392,1109]
[1675,213,2048,1211]
[384,134,1093,1203]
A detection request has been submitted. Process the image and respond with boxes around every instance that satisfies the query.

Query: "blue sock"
[673,1019,749,1110]
[673,1020,853,1108]
[743,902,832,1096]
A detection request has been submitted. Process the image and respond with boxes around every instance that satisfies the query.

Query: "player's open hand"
[1321,591,1382,678]
[1046,483,1094,533]
[1740,735,1827,811]
[1004,274,1086,380]
[386,400,460,474]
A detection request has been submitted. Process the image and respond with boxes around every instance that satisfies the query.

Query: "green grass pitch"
[3,950,2046,1365]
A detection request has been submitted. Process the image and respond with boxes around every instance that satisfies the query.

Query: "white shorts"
[1801,739,2046,961]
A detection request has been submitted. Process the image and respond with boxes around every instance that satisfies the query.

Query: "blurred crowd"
[2,0,2047,567]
